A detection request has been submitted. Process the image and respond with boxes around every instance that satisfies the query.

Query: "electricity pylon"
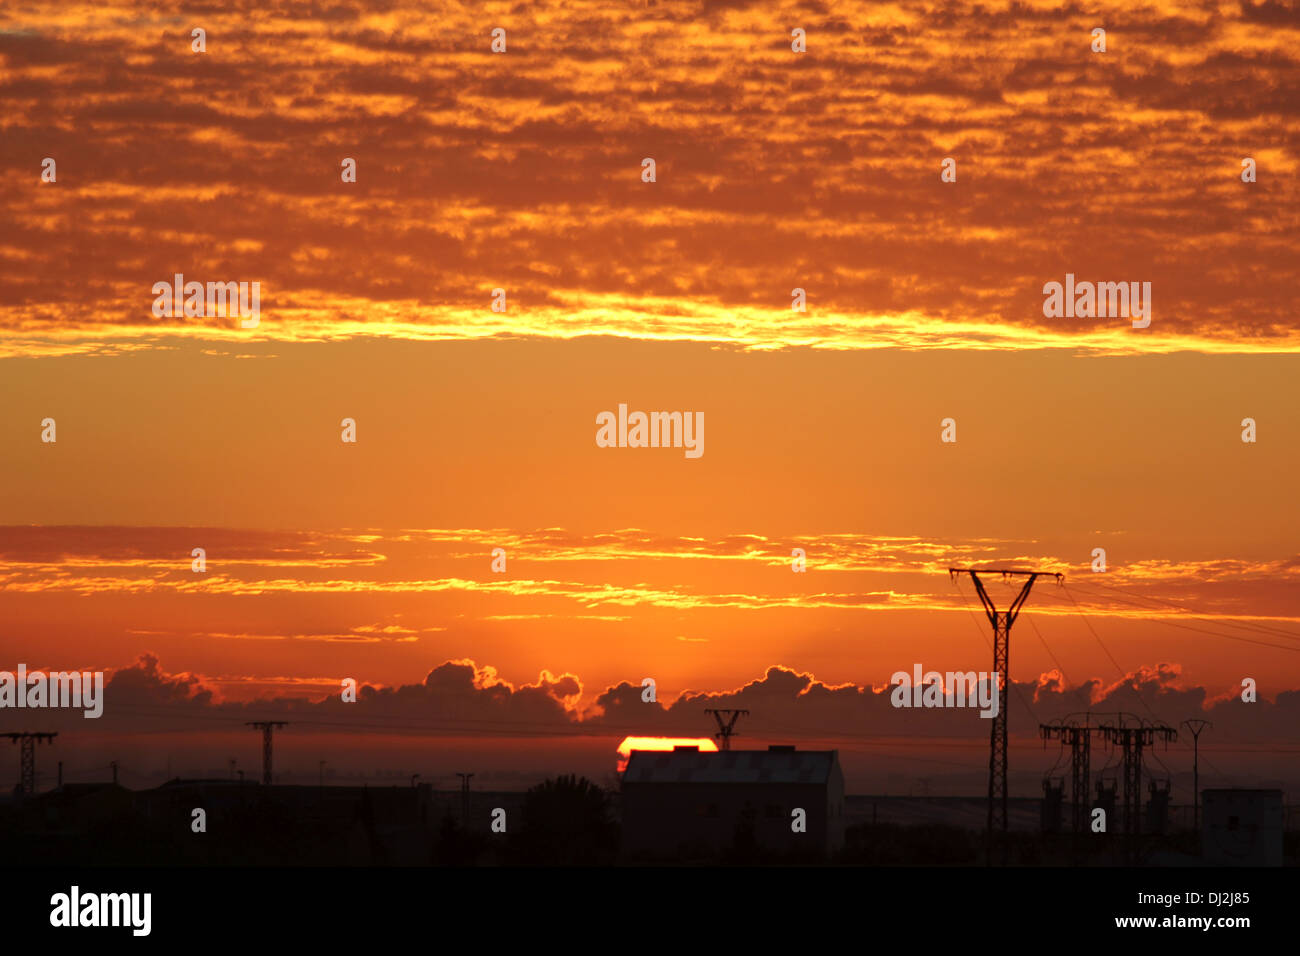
[1098,714,1177,863]
[1181,719,1211,832]
[3,732,57,797]
[456,772,474,823]
[246,721,288,785]
[705,709,749,751]
[1041,713,1105,835]
[950,568,1062,861]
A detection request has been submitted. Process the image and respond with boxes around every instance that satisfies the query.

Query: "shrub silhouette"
[509,774,618,865]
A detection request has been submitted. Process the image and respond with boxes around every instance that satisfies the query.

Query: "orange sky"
[1,0,1298,793]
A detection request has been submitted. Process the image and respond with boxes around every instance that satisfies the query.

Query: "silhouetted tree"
[509,774,618,865]
[724,800,759,864]
[433,812,489,865]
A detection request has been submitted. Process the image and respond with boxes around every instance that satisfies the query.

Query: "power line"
[1061,584,1169,727]
[1060,584,1219,797]
[1022,611,1071,687]
[1071,577,1300,644]
[1061,581,1290,794]
[1065,580,1300,654]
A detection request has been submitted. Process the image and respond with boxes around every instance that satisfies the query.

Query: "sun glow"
[616,736,719,773]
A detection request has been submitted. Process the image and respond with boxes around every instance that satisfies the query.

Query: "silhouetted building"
[10,782,132,834]
[620,745,845,860]
[134,780,435,864]
[1041,778,1064,833]
[136,779,431,824]
[1145,779,1171,835]
[1094,778,1117,830]
[1202,788,1283,866]
[135,779,259,826]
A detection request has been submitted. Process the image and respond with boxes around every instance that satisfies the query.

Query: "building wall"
[621,781,843,860]
[1202,789,1283,867]
[827,759,846,852]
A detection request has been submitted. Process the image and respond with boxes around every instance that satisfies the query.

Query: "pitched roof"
[622,747,837,785]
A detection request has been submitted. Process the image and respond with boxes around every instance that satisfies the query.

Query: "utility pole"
[1181,719,1212,832]
[229,758,237,781]
[110,760,118,785]
[245,721,288,785]
[705,708,749,751]
[456,772,474,824]
[2,732,57,798]
[950,568,1062,861]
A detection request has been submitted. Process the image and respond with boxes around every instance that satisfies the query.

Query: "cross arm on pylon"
[704,708,749,751]
[949,568,1064,628]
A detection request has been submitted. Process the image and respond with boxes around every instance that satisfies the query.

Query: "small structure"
[620,745,845,861]
[1145,779,1171,835]
[1202,789,1283,867]
[1041,778,1065,833]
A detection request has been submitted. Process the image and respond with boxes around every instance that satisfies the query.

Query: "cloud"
[3,526,1297,628]
[9,654,1294,751]
[0,1,1296,354]
[100,652,216,709]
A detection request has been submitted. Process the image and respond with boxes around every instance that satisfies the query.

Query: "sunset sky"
[1,0,1298,795]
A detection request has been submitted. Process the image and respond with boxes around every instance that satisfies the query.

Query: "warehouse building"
[1202,788,1284,866]
[620,745,845,861]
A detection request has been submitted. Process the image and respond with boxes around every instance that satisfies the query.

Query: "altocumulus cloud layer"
[0,0,1297,355]
[3,525,1297,623]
